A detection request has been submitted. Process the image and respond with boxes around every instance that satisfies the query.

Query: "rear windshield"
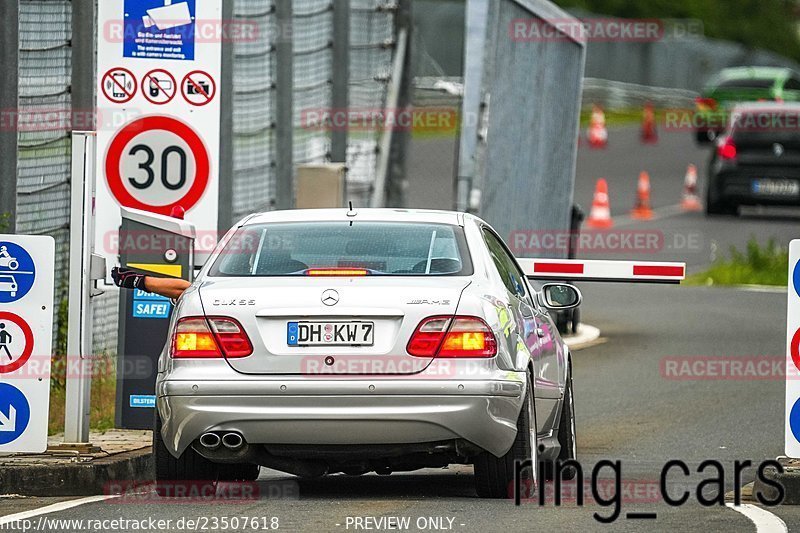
[715,78,775,90]
[730,110,800,141]
[209,222,473,277]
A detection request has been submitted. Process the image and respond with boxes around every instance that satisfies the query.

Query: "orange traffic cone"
[681,164,702,212]
[587,178,613,229]
[631,171,654,220]
[587,105,608,149]
[641,102,658,144]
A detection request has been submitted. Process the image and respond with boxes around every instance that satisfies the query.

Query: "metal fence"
[458,0,586,255]
[12,0,403,354]
[414,2,800,92]
[16,0,73,348]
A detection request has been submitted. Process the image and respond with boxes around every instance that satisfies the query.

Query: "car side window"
[785,78,800,91]
[482,229,527,300]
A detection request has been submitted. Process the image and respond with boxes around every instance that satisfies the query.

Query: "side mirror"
[540,284,582,310]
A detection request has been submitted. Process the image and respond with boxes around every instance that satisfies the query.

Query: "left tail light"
[407,316,497,358]
[171,317,252,359]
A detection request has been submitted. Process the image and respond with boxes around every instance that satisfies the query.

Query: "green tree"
[554,0,800,62]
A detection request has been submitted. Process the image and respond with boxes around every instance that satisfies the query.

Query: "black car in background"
[707,103,800,215]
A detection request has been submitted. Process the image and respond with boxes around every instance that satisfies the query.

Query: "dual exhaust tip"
[199,432,244,451]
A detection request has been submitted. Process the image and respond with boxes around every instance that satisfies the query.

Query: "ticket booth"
[114,207,195,429]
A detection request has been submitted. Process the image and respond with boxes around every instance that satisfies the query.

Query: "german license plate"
[752,179,800,197]
[287,321,375,346]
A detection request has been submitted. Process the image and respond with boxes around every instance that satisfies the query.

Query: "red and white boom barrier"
[519,259,686,284]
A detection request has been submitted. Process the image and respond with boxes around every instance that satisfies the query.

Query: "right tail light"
[407,316,497,358]
[717,136,737,161]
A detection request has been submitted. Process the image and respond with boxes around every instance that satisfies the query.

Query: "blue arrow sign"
[0,383,30,445]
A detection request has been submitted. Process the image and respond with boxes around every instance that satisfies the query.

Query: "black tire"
[705,181,736,216]
[473,372,538,499]
[548,367,577,481]
[569,307,581,335]
[555,311,569,335]
[219,464,261,482]
[153,412,219,497]
[695,129,716,145]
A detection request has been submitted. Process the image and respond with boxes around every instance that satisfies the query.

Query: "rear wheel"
[473,372,538,499]
[153,412,219,497]
[548,367,577,481]
[695,129,716,145]
[705,179,737,216]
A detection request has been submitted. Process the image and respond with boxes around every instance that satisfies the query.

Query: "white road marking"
[0,495,117,525]
[725,503,787,533]
[613,204,685,228]
[735,285,787,294]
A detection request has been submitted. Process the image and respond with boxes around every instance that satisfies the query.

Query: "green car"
[694,66,800,144]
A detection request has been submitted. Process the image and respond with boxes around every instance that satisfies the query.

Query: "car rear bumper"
[157,378,526,459]
[713,171,800,206]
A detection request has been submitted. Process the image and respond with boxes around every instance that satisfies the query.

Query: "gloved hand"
[111,267,146,290]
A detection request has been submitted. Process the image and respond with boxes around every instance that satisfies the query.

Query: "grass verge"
[49,352,117,435]
[579,107,652,128]
[48,296,117,435]
[687,238,789,287]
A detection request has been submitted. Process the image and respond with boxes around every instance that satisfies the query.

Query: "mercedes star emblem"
[321,289,340,306]
[774,143,785,157]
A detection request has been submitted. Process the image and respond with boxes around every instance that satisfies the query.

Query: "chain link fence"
[13,0,402,354]
[16,0,73,347]
[347,0,395,205]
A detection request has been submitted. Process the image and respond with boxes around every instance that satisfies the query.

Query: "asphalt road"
[0,285,788,531]
[1,126,798,531]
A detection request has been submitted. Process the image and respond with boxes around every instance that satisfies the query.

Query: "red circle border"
[792,328,800,372]
[0,312,34,375]
[105,116,210,216]
[141,69,177,106]
[101,67,137,104]
[181,70,217,107]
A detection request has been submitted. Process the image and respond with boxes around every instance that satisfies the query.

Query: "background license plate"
[752,179,800,196]
[287,321,374,346]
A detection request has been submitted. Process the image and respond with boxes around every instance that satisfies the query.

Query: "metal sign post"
[94,0,223,275]
[63,131,106,446]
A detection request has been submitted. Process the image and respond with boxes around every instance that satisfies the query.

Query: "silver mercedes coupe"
[154,209,580,498]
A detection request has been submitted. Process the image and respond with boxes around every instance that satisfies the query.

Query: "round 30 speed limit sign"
[105,116,210,215]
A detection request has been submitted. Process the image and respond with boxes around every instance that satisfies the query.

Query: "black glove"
[111,267,146,290]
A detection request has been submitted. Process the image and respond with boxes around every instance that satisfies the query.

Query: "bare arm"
[144,277,192,300]
[112,267,191,300]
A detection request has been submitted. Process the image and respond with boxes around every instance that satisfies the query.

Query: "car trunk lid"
[199,277,470,375]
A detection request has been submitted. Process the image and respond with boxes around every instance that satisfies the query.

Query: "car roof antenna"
[347,201,358,219]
